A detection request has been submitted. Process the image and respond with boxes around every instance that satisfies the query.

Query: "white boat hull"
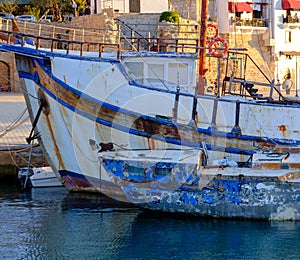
[30,167,63,187]
[4,45,300,204]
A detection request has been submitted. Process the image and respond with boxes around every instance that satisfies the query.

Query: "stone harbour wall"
[0,52,21,92]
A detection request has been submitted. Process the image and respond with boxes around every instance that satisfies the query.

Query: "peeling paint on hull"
[139,181,300,220]
[59,170,128,202]
[16,53,300,153]
[99,149,300,220]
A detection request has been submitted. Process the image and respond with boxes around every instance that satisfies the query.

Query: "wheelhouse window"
[167,63,188,86]
[148,63,164,82]
[124,61,144,79]
[123,60,190,88]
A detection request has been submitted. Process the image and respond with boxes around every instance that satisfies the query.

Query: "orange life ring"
[207,24,219,39]
[208,36,229,58]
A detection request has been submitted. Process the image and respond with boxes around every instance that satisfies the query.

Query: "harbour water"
[0,183,299,260]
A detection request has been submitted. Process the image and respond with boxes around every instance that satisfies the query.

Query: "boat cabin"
[121,52,197,93]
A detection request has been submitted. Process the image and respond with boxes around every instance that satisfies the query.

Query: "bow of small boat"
[98,147,300,220]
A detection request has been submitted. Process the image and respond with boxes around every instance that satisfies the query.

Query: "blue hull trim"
[17,55,300,154]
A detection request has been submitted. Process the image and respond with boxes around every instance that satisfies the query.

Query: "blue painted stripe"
[59,169,118,188]
[20,75,298,151]
[18,54,300,154]
[59,169,87,180]
[19,68,300,151]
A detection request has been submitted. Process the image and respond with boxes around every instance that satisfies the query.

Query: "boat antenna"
[198,0,208,95]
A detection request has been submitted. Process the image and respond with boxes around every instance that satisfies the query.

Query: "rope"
[0,108,29,138]
[23,139,34,189]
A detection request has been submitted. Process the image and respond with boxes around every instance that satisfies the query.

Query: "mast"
[198,0,208,95]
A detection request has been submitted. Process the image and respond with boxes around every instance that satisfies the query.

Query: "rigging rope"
[0,108,29,138]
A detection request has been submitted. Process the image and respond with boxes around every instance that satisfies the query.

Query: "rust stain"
[278,125,287,139]
[147,137,156,150]
[278,125,287,132]
[253,162,300,170]
[45,114,66,170]
[278,171,300,181]
[274,146,300,154]
[252,163,282,170]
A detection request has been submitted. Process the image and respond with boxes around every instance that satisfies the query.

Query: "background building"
[94,0,168,14]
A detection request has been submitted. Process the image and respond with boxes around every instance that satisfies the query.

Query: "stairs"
[222,76,266,100]
[245,83,264,99]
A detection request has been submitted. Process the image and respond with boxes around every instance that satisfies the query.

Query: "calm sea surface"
[0,183,299,260]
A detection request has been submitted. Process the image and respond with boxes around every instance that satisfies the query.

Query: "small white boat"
[30,167,63,188]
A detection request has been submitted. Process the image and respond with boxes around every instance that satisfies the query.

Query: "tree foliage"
[0,0,89,21]
[159,11,180,23]
[0,0,19,14]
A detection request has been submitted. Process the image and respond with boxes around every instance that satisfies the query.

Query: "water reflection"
[0,185,299,259]
[123,213,300,259]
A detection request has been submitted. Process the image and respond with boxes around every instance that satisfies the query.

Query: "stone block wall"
[204,32,274,92]
[0,52,20,92]
[169,0,200,21]
[117,13,161,38]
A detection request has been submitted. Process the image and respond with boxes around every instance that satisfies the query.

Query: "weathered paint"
[99,149,300,220]
[15,54,300,154]
[139,181,300,220]
[5,44,300,199]
[45,114,66,170]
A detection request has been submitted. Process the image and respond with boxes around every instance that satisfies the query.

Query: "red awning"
[282,0,300,10]
[228,2,253,13]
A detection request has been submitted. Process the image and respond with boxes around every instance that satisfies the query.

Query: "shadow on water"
[0,183,139,212]
[61,191,139,212]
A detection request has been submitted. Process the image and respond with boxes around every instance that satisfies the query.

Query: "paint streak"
[45,114,66,170]
[147,137,156,149]
[278,171,300,181]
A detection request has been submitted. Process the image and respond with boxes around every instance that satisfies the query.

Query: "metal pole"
[296,56,298,97]
[217,58,221,97]
[198,0,208,95]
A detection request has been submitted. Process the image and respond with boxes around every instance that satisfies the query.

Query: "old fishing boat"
[0,8,300,212]
[98,147,300,220]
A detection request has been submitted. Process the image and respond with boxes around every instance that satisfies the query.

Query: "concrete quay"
[0,92,48,182]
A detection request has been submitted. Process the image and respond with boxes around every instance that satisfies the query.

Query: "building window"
[285,31,292,43]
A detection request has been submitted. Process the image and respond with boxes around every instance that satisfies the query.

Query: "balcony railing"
[230,18,267,27]
[282,16,299,24]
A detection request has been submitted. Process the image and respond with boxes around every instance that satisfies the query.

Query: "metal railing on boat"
[1,18,292,104]
[0,18,203,58]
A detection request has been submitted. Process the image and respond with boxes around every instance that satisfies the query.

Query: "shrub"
[159,11,180,23]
